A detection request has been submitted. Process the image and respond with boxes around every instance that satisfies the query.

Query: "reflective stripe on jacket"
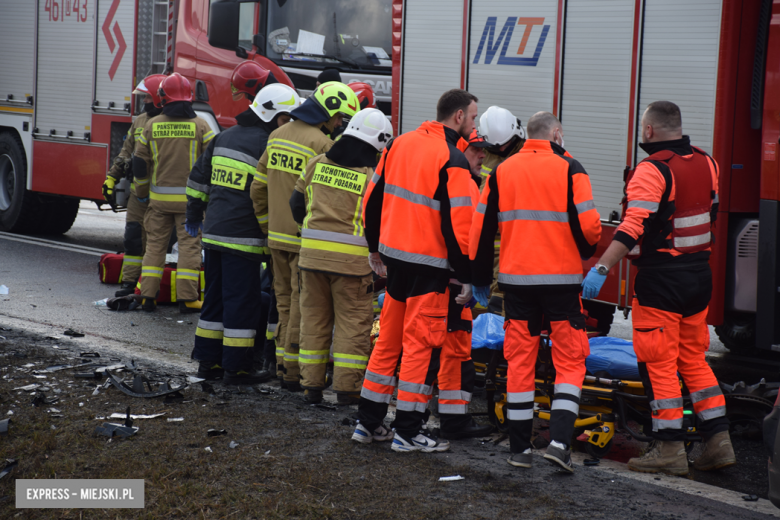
[363,121,476,283]
[186,123,270,261]
[470,139,601,288]
[295,155,373,276]
[134,114,214,212]
[251,119,333,253]
[108,112,151,196]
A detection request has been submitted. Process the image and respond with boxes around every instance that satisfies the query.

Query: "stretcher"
[472,334,703,458]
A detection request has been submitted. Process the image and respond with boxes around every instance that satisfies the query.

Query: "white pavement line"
[0,231,112,253]
[559,450,780,517]
[0,233,111,257]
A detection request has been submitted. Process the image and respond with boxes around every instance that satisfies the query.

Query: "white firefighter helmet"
[479,106,526,147]
[343,108,393,151]
[250,83,301,123]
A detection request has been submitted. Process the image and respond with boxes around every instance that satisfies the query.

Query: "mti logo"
[473,17,550,66]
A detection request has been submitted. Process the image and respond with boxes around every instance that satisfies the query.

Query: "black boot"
[115,281,137,297]
[196,361,224,381]
[440,417,494,440]
[223,369,271,385]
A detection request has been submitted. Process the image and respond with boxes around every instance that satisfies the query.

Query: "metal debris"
[438,475,465,482]
[105,370,187,399]
[94,422,139,438]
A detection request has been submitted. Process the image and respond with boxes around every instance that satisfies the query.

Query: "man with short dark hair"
[582,101,732,475]
[471,111,601,472]
[316,68,342,87]
[351,89,478,452]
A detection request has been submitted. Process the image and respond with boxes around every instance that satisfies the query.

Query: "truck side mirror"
[208,0,240,52]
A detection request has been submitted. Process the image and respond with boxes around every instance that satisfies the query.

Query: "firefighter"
[582,101,733,475]
[316,68,342,87]
[186,82,301,385]
[288,108,391,405]
[471,111,602,472]
[230,60,278,102]
[458,129,489,182]
[133,73,215,313]
[477,106,527,314]
[251,82,361,391]
[351,89,478,452]
[103,74,165,297]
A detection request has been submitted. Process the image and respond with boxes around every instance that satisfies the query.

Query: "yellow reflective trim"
[256,214,269,224]
[303,184,314,229]
[268,138,316,158]
[223,337,255,347]
[150,192,187,202]
[151,141,159,186]
[268,231,301,245]
[189,141,196,171]
[196,327,224,339]
[137,133,148,145]
[254,171,268,183]
[203,130,216,143]
[334,362,367,369]
[170,271,177,303]
[335,353,368,361]
[301,238,368,256]
[352,194,363,236]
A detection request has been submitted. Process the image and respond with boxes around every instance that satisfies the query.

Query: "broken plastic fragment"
[94,422,138,438]
[742,495,759,502]
[63,329,85,338]
[109,412,165,420]
[187,376,205,384]
[0,419,9,436]
[0,285,8,295]
[229,441,239,449]
[207,429,228,437]
[0,460,17,480]
[438,475,465,482]
[13,384,40,391]
[204,447,212,453]
[105,370,187,399]
[167,417,184,422]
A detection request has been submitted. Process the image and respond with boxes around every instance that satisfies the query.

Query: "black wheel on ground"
[715,312,758,356]
[582,300,616,336]
[33,196,80,235]
[584,438,613,459]
[0,131,40,233]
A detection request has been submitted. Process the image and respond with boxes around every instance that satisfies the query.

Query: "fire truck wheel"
[0,131,39,233]
[34,196,79,235]
[715,312,757,356]
[582,300,616,336]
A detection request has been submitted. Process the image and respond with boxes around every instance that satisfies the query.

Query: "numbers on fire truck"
[45,0,87,22]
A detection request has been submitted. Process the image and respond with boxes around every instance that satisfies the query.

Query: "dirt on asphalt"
[0,326,774,520]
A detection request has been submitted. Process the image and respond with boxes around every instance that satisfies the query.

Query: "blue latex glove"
[137,196,149,203]
[377,292,385,309]
[474,285,491,308]
[581,267,607,300]
[185,220,203,238]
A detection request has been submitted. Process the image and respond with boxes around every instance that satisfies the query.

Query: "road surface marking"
[0,232,111,257]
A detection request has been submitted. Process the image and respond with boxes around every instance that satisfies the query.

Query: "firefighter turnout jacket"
[107,111,154,192]
[186,111,272,262]
[134,114,215,211]
[471,139,601,289]
[363,120,474,283]
[614,136,719,267]
[251,119,334,252]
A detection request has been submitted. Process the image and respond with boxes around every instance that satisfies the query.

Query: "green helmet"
[313,81,361,118]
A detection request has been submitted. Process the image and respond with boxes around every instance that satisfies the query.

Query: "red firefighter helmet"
[348,82,376,110]
[133,74,167,108]
[158,73,193,105]
[231,61,272,97]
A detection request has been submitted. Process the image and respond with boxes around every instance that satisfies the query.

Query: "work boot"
[304,389,323,404]
[141,298,156,313]
[115,282,136,297]
[283,379,303,392]
[544,441,574,473]
[336,392,360,406]
[628,441,688,476]
[179,300,202,314]
[196,361,224,381]
[507,449,533,468]
[693,431,736,471]
[222,369,271,385]
[440,418,494,440]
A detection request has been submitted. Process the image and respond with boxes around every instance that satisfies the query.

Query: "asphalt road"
[0,202,199,360]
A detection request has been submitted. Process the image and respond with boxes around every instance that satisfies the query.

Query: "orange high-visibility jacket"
[615,136,720,268]
[362,121,476,282]
[470,139,601,288]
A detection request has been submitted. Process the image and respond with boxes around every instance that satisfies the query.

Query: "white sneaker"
[391,431,450,453]
[351,423,394,444]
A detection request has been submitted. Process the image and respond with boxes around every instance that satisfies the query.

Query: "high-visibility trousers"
[191,249,265,372]
[120,194,149,283]
[357,269,449,438]
[270,248,301,383]
[633,264,728,441]
[299,269,373,393]
[438,300,476,433]
[140,207,202,302]
[503,287,590,454]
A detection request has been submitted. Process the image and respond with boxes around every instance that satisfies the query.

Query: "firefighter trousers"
[140,207,202,302]
[632,264,728,441]
[120,193,148,283]
[503,287,590,454]
[438,291,477,433]
[299,269,373,393]
[191,249,265,372]
[357,269,449,438]
[270,248,301,383]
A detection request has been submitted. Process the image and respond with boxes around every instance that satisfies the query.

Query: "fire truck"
[0,0,391,232]
[392,0,780,354]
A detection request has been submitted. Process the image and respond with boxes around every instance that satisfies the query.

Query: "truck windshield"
[265,0,392,69]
